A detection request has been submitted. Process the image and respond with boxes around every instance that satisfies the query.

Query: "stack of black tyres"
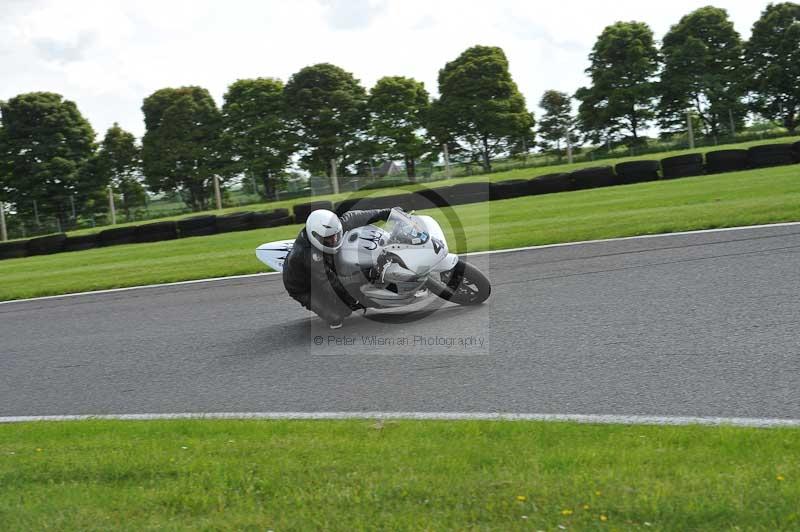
[334,198,361,215]
[792,141,800,162]
[661,154,704,179]
[528,173,571,195]
[99,226,137,246]
[135,221,178,243]
[63,234,99,252]
[27,233,67,255]
[0,240,29,260]
[615,161,660,184]
[747,143,796,168]
[215,212,253,233]
[443,182,490,206]
[705,149,749,174]
[490,180,530,200]
[250,208,293,228]
[568,166,615,190]
[177,215,217,238]
[414,188,450,208]
[293,201,334,223]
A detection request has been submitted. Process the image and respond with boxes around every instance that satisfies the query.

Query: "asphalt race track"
[2,224,799,420]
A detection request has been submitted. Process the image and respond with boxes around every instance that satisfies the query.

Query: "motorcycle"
[255,208,491,310]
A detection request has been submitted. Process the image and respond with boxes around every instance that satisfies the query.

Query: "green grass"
[2,164,800,301]
[61,135,800,237]
[0,419,797,530]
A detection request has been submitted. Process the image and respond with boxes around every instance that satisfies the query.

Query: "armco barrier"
[177,215,217,238]
[615,161,660,184]
[99,226,137,246]
[0,239,29,260]
[705,149,749,174]
[569,166,616,190]
[747,144,796,168]
[135,221,178,243]
[293,201,334,223]
[661,154,705,179]
[27,233,67,256]
[63,234,99,252]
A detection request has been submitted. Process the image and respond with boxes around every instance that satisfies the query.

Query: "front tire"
[426,259,491,305]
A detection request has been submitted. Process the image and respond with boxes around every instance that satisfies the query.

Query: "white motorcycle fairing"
[255,239,294,273]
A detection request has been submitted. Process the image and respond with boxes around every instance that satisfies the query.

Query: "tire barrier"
[215,212,254,233]
[63,234,99,252]
[615,160,660,184]
[568,166,616,190]
[293,201,334,224]
[0,240,29,260]
[26,233,67,256]
[250,209,292,228]
[135,221,178,243]
[177,215,217,238]
[747,143,796,169]
[661,153,705,179]
[99,226,138,247]
[528,173,572,195]
[705,149,749,174]
[4,142,800,262]
[490,180,530,201]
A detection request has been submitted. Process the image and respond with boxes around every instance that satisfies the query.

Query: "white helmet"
[306,209,343,254]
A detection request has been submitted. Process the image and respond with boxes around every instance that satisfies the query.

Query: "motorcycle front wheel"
[426,258,491,306]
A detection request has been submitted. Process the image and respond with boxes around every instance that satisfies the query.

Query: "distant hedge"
[2,142,798,261]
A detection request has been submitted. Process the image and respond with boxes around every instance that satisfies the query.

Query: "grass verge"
[2,164,800,301]
[1,419,797,530]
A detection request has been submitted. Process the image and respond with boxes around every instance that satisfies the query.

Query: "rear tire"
[427,259,491,306]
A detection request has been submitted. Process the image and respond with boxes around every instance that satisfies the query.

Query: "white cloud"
[0,0,769,140]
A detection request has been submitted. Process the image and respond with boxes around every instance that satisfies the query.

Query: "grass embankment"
[2,164,800,301]
[0,419,797,530]
[63,135,800,237]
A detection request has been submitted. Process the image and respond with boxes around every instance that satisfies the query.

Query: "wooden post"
[442,144,452,179]
[728,109,736,136]
[330,159,339,195]
[565,127,574,165]
[213,175,222,210]
[108,187,117,225]
[33,199,40,226]
[0,202,7,242]
[687,110,695,149]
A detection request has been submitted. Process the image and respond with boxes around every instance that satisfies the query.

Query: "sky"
[0,0,770,140]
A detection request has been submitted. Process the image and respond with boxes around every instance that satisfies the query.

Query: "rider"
[283,207,395,328]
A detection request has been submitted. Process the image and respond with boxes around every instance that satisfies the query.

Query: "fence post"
[0,202,7,242]
[330,159,340,195]
[442,144,452,179]
[687,110,695,150]
[565,128,574,165]
[108,187,117,225]
[33,199,40,226]
[213,175,222,210]
[728,109,736,136]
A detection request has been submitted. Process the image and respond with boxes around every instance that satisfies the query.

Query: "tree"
[658,6,746,137]
[537,90,578,155]
[429,45,534,172]
[94,123,145,220]
[0,92,96,226]
[283,63,368,177]
[575,21,659,145]
[368,76,430,180]
[221,78,295,199]
[141,86,224,211]
[745,2,800,133]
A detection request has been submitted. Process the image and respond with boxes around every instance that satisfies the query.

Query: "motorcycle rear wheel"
[426,259,491,305]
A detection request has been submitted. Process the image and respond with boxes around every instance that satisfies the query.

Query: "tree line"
[1,3,798,220]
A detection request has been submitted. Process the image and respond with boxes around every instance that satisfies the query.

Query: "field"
[2,164,800,301]
[1,419,797,530]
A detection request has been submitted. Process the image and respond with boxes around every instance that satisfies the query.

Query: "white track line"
[3,220,800,306]
[1,411,798,427]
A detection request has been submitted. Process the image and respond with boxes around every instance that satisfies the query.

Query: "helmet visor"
[312,230,341,249]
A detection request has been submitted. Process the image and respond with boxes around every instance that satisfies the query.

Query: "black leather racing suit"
[282,208,392,323]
